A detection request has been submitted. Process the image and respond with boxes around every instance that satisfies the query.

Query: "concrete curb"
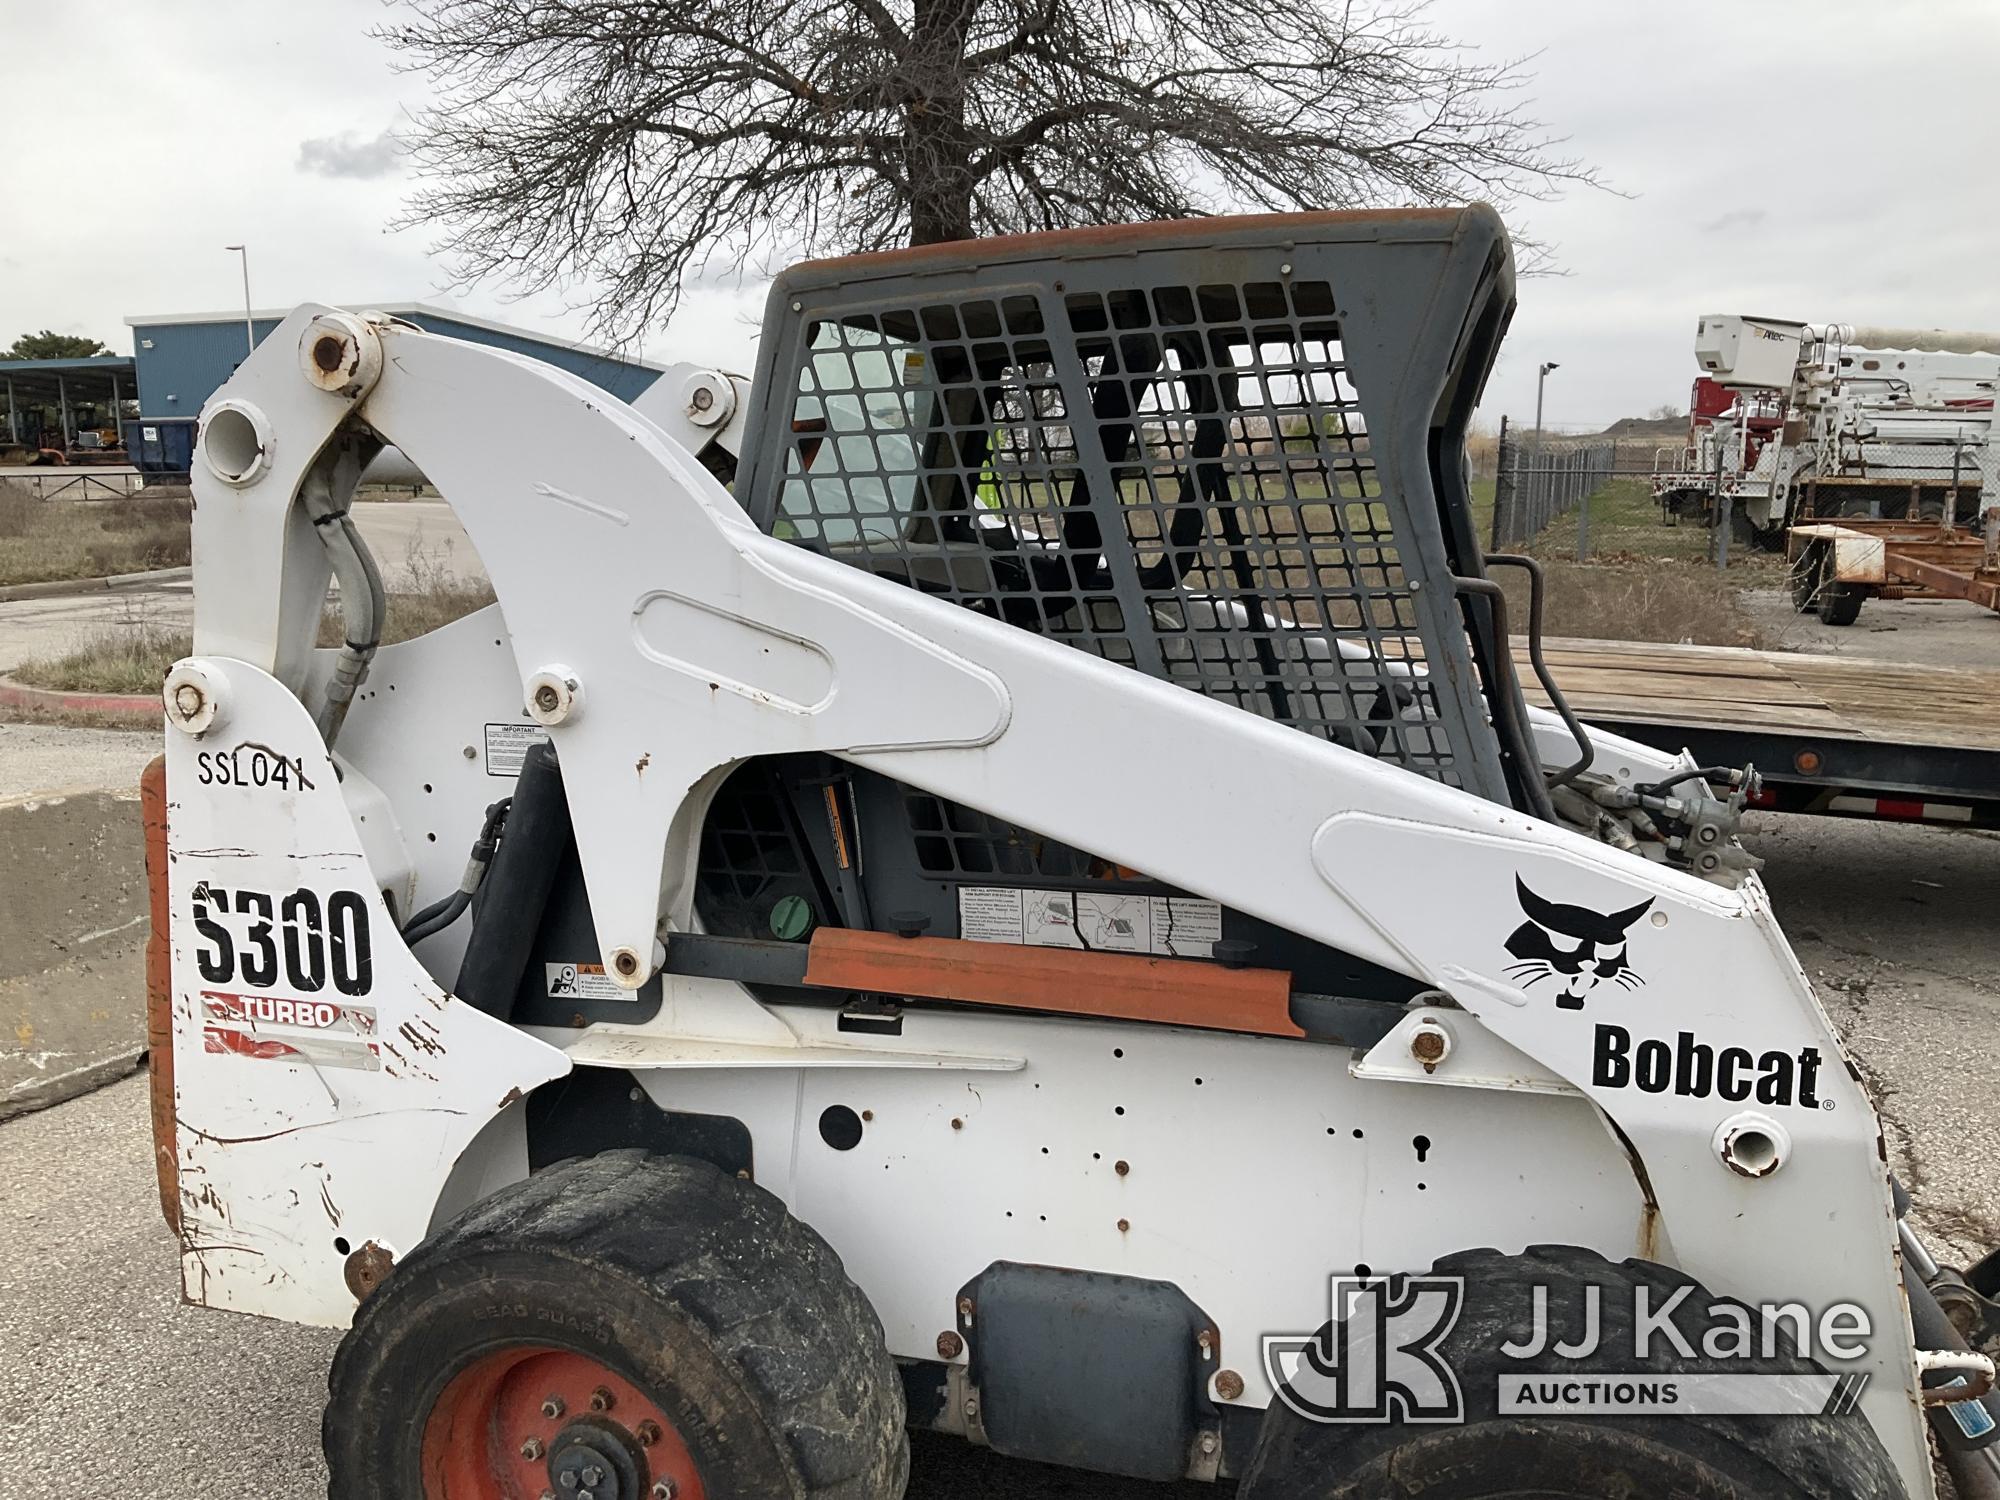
[0,1048,145,1122]
[0,674,160,720]
[0,785,150,1120]
[0,565,191,605]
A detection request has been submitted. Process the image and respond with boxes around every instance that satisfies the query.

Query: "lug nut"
[582,1467,604,1486]
[520,1437,546,1460]
[589,1386,615,1412]
[543,1395,567,1419]
[558,1474,579,1492]
[636,1419,662,1447]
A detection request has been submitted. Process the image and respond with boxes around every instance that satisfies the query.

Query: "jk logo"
[1263,1276,1466,1424]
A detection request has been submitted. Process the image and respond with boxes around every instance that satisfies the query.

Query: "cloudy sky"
[6,0,1996,431]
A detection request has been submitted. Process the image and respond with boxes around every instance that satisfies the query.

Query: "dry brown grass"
[14,540,498,697]
[0,483,192,586]
[0,698,160,731]
[1499,559,1774,650]
[12,620,194,695]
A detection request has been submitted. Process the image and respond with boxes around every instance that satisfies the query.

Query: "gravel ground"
[0,722,156,801]
[0,810,1991,1498]
[1740,589,2000,667]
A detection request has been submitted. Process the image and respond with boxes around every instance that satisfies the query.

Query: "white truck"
[1691,314,2000,546]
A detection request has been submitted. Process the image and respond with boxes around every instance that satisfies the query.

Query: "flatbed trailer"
[1517,636,2000,827]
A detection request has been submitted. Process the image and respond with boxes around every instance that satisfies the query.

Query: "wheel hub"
[549,1420,643,1500]
[420,1345,704,1500]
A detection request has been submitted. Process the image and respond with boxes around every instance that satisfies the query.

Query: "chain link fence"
[1480,427,1777,569]
[1488,436,1615,548]
[1791,441,1994,526]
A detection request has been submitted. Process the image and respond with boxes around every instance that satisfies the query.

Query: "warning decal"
[545,962,634,1003]
[484,722,551,778]
[956,887,1222,958]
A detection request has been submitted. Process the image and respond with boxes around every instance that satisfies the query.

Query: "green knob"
[769,894,814,941]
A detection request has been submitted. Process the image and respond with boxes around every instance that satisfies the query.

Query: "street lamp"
[1534,360,1560,454]
[224,245,255,357]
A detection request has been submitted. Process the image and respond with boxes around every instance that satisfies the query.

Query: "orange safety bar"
[802,928,1303,1039]
[140,755,178,1234]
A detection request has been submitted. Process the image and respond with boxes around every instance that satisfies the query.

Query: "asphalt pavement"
[0,1072,1203,1498]
[0,502,477,675]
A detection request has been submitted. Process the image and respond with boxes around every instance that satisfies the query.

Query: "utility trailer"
[1518,637,2000,828]
[149,208,2000,1500]
[1789,510,2000,628]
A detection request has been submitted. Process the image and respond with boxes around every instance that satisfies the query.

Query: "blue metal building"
[122,303,665,420]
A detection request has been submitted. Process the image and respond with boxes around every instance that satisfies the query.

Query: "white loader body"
[157,216,1971,1498]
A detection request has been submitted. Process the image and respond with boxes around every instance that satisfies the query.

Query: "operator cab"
[675,212,1539,1027]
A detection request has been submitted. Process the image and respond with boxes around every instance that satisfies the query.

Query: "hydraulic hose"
[300,445,386,752]
[1484,552,1595,790]
[402,798,511,946]
[1451,575,1557,824]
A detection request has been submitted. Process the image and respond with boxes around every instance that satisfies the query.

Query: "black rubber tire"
[324,1149,909,1500]
[1238,1245,1902,1500]
[1818,581,1866,627]
[1789,544,1825,613]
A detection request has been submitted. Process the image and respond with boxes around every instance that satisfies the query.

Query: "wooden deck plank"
[1534,666,1830,709]
[1513,636,2000,752]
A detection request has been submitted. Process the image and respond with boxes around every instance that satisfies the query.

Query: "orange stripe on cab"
[803,929,1303,1039]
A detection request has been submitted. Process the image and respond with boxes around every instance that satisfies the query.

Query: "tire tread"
[326,1150,907,1500]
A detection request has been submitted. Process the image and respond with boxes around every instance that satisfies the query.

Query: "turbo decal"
[200,989,382,1071]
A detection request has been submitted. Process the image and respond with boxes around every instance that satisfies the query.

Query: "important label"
[484,722,550,777]
[544,962,632,1003]
[956,887,1222,958]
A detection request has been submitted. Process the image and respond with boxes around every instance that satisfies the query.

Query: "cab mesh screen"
[766,281,1457,784]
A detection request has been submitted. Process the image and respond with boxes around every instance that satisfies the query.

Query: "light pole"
[224,245,255,357]
[1533,360,1560,454]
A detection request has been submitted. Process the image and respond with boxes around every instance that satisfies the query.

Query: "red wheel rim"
[421,1345,706,1500]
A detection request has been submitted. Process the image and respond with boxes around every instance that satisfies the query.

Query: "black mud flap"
[958,1262,1220,1481]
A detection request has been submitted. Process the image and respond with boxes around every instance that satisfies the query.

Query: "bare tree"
[384,0,1596,334]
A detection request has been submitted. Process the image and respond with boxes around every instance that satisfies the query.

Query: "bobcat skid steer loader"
[148,207,2000,1500]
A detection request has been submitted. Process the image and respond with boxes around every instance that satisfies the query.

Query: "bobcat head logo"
[1504,878,1652,1010]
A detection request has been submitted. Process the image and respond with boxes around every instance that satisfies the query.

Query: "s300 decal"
[190,884,373,997]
